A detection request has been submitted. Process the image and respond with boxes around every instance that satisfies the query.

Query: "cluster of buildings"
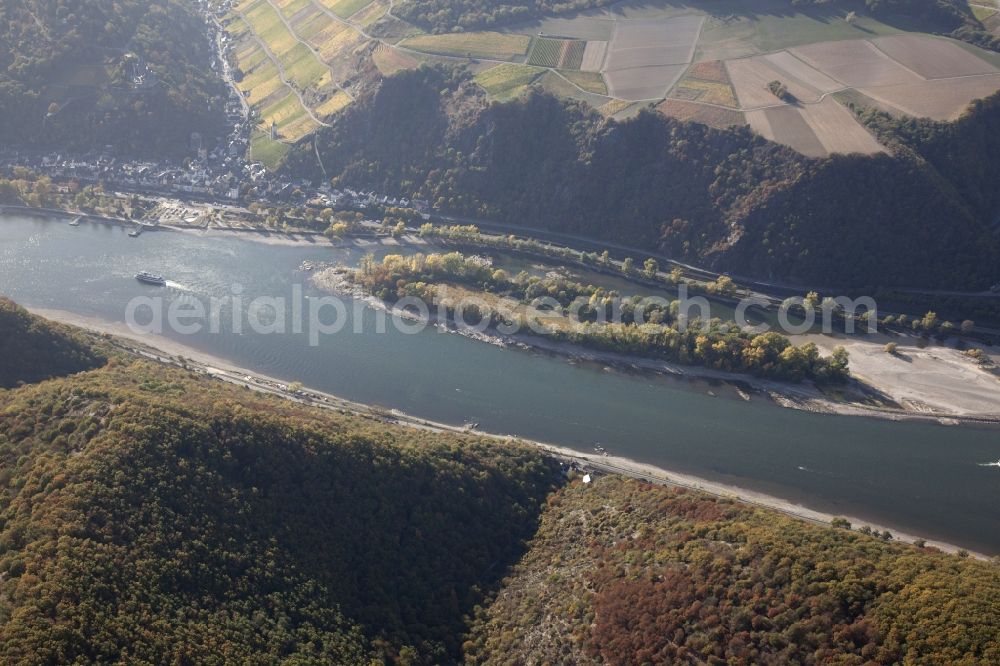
[0,150,242,201]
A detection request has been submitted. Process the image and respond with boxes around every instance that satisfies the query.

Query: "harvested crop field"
[657,99,745,129]
[400,32,531,60]
[799,98,885,155]
[871,34,997,79]
[860,74,1000,120]
[762,51,841,93]
[606,16,704,70]
[606,64,687,100]
[747,106,826,158]
[604,15,704,101]
[789,40,919,88]
[726,56,825,108]
[747,98,884,157]
[580,41,608,72]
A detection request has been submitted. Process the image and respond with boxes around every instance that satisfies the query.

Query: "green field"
[274,0,312,20]
[401,32,531,60]
[250,130,293,168]
[969,2,997,22]
[297,11,333,40]
[696,4,903,61]
[280,42,329,89]
[558,69,607,95]
[474,63,544,100]
[329,0,372,18]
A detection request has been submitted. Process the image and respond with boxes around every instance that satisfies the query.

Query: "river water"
[2,215,999,552]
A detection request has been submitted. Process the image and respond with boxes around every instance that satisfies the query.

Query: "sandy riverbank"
[803,332,1000,417]
[164,223,340,247]
[27,305,991,559]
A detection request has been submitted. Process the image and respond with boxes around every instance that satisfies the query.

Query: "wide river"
[3,215,1000,552]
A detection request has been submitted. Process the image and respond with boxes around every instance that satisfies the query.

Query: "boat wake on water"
[978,460,1000,468]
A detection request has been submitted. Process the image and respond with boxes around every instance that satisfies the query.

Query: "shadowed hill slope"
[0,358,559,664]
[0,297,106,388]
[289,67,1000,290]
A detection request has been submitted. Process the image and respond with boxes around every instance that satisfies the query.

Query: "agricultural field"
[705,31,1000,153]
[250,131,293,168]
[969,2,998,22]
[223,0,1000,158]
[351,0,391,28]
[657,99,745,129]
[399,32,531,60]
[669,61,738,108]
[746,98,885,157]
[790,40,919,88]
[315,90,352,117]
[694,3,903,62]
[861,75,1000,120]
[372,42,419,75]
[527,38,586,70]
[240,0,331,92]
[321,0,372,19]
[558,69,607,95]
[474,63,545,101]
[273,0,312,21]
[597,98,632,118]
[604,16,705,101]
[580,40,607,72]
[871,34,997,79]
[539,71,608,107]
[726,56,828,108]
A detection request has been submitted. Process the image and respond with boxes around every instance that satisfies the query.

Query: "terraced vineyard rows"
[224,0,386,163]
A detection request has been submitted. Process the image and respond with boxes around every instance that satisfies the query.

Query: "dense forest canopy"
[467,476,1000,664]
[0,356,559,664]
[0,297,106,387]
[288,67,1000,290]
[1,306,998,663]
[0,0,226,156]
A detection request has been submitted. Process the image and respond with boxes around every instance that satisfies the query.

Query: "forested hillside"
[1,307,999,663]
[467,476,1000,665]
[0,0,226,156]
[288,67,1000,289]
[0,297,105,387]
[0,358,559,664]
[397,0,998,51]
